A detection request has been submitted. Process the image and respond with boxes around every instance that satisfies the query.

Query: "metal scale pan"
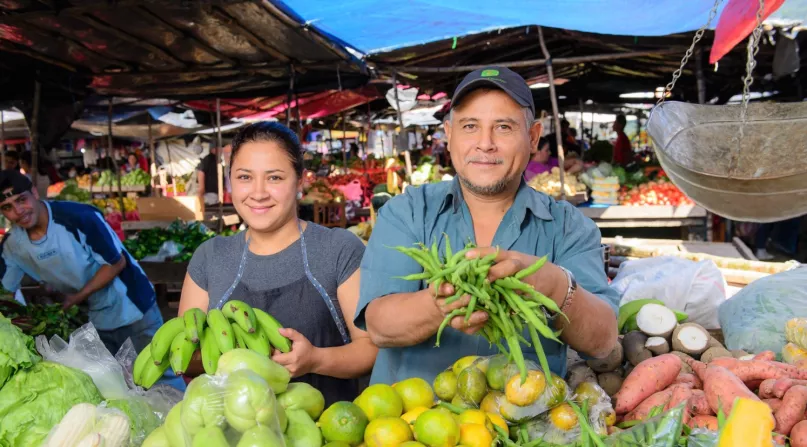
[648,101,807,222]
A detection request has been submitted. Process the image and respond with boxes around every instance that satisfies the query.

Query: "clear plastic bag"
[604,403,685,446]
[43,402,132,447]
[719,268,807,357]
[37,322,129,400]
[141,241,184,262]
[142,371,288,447]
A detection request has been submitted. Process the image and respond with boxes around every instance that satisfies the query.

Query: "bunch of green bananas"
[132,300,292,389]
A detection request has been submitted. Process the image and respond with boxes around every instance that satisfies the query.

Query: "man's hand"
[465,247,567,306]
[430,282,488,335]
[271,328,320,378]
[61,293,85,311]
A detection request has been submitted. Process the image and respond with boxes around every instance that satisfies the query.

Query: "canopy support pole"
[147,112,157,197]
[1,110,5,170]
[286,64,294,128]
[538,27,566,201]
[216,98,224,233]
[108,99,126,220]
[341,112,348,170]
[695,45,712,242]
[30,80,41,192]
[392,70,412,182]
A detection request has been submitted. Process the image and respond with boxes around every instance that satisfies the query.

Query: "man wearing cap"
[356,67,619,385]
[0,170,171,360]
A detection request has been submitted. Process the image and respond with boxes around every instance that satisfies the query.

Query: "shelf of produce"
[81,185,147,194]
[579,205,707,229]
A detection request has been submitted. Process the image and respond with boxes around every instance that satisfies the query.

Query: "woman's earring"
[297,191,303,200]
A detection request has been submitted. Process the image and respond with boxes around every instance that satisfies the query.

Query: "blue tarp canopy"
[285,0,807,54]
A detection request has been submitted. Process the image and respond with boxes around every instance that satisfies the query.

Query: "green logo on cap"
[480,69,499,77]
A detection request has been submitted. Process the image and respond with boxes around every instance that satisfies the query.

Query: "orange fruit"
[364,417,413,447]
[504,370,546,406]
[413,409,460,447]
[355,384,404,421]
[459,423,493,447]
[549,403,578,431]
[394,378,435,412]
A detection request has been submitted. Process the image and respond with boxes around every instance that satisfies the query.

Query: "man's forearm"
[74,262,125,303]
[365,289,443,348]
[312,338,378,379]
[555,288,618,358]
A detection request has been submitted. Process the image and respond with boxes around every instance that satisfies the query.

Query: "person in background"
[524,137,584,182]
[0,169,185,389]
[612,114,634,166]
[4,151,19,171]
[179,122,376,405]
[122,153,139,174]
[196,147,220,206]
[19,151,50,199]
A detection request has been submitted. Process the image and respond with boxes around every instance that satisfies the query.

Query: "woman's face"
[533,143,551,163]
[230,140,302,233]
[128,155,137,166]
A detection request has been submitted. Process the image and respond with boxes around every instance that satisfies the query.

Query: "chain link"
[657,0,723,106]
[740,0,766,120]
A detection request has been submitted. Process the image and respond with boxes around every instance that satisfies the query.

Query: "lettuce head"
[0,312,40,389]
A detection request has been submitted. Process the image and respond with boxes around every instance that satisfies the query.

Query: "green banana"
[207,309,236,353]
[673,310,689,323]
[200,326,222,375]
[151,317,186,365]
[169,331,198,375]
[618,299,688,333]
[624,313,640,333]
[233,324,247,349]
[222,300,257,333]
[133,345,153,385]
[232,324,271,356]
[140,357,171,388]
[254,308,292,353]
[184,308,207,344]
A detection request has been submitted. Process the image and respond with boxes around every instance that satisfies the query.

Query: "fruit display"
[618,179,693,207]
[132,301,292,388]
[93,197,138,213]
[394,235,563,382]
[123,221,215,262]
[122,168,152,187]
[526,167,586,198]
[54,180,91,203]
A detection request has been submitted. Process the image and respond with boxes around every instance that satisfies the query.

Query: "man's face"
[445,89,541,196]
[0,190,39,229]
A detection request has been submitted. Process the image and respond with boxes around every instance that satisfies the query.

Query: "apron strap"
[210,234,251,310]
[298,220,352,345]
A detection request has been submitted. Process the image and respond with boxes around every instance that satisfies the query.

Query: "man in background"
[612,114,634,166]
[196,146,220,206]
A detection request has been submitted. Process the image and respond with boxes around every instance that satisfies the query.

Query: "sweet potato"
[763,398,783,412]
[774,385,807,435]
[791,420,807,447]
[702,365,760,415]
[684,357,708,381]
[708,357,789,382]
[687,415,718,431]
[623,388,674,422]
[745,379,763,391]
[674,373,703,389]
[759,379,778,398]
[772,361,807,380]
[665,384,694,423]
[754,351,777,361]
[773,378,807,399]
[688,390,712,416]
[612,353,682,414]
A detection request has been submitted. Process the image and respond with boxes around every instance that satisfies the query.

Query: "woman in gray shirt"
[179,122,377,405]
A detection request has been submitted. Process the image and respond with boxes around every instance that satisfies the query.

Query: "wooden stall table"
[579,205,708,239]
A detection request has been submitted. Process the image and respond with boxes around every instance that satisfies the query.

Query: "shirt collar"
[440,176,554,222]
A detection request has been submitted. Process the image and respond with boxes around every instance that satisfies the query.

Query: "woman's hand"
[270,328,320,378]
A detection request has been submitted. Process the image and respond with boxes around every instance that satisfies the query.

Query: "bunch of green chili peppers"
[393,234,567,383]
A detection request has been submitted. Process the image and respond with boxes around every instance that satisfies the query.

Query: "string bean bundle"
[392,235,567,383]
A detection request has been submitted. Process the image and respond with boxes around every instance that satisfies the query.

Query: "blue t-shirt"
[357,178,620,386]
[0,201,155,331]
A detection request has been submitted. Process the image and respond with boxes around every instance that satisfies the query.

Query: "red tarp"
[185,86,380,121]
[710,0,786,64]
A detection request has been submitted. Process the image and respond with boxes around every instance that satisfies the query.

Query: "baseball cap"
[450,67,535,118]
[0,169,33,201]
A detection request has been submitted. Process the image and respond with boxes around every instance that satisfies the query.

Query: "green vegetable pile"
[394,235,566,383]
[0,312,40,390]
[121,169,151,186]
[124,221,215,262]
[55,180,91,203]
[0,299,84,341]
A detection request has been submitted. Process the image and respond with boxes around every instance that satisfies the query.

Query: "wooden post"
[341,112,348,170]
[391,70,413,181]
[216,98,224,232]
[0,110,5,170]
[30,80,41,191]
[147,112,157,197]
[538,27,566,201]
[107,99,126,219]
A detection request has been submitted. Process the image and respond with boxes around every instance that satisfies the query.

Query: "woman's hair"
[229,122,303,177]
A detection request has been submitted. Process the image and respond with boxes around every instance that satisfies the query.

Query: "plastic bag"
[605,404,685,446]
[141,240,184,262]
[37,323,129,400]
[719,268,807,357]
[43,402,131,447]
[785,317,807,351]
[142,371,287,447]
[611,256,727,329]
